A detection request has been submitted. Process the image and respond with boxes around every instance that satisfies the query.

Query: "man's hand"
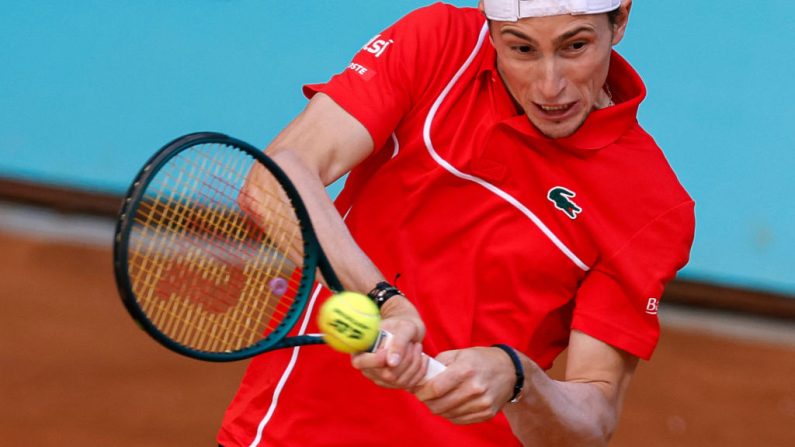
[351,296,429,389]
[411,331,638,447]
[412,347,517,424]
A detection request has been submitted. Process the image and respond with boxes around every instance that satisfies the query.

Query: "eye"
[511,45,534,54]
[567,41,588,51]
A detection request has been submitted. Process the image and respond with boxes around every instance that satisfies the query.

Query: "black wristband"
[366,281,403,309]
[492,344,525,403]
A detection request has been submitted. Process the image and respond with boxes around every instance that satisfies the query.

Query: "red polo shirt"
[218,4,695,446]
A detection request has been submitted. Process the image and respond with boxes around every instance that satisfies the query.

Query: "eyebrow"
[500,26,597,46]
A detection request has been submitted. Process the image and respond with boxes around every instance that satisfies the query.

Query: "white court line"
[660,303,795,348]
[0,201,115,246]
[1,201,793,348]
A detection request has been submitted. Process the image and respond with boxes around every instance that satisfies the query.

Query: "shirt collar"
[479,43,647,151]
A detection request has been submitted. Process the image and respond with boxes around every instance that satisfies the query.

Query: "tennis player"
[218,0,695,445]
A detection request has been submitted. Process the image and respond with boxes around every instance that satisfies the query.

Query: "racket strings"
[139,145,301,276]
[127,143,308,352]
[170,143,306,255]
[129,157,270,350]
[129,229,277,349]
[132,164,296,350]
[129,228,291,351]
[186,145,307,349]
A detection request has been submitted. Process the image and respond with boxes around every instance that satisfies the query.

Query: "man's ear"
[611,0,633,46]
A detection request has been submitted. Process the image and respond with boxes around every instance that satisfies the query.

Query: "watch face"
[367,282,402,307]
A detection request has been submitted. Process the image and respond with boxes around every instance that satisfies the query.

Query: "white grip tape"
[375,329,447,380]
[423,354,446,379]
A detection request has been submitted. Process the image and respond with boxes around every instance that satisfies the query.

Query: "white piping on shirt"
[248,130,392,445]
[248,283,325,447]
[391,132,400,158]
[421,21,590,272]
[342,206,353,221]
[340,132,399,221]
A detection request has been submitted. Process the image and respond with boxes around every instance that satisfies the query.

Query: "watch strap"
[366,281,403,309]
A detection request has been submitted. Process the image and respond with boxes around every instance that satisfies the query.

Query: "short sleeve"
[303,4,454,149]
[572,200,696,360]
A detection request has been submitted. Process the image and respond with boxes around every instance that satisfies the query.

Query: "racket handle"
[373,329,447,380]
[423,354,446,379]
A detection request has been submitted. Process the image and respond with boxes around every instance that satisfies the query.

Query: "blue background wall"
[1,1,793,296]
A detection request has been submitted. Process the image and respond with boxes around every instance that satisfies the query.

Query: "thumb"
[379,316,422,367]
[383,330,409,367]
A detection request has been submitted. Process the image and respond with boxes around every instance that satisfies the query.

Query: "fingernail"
[388,352,401,366]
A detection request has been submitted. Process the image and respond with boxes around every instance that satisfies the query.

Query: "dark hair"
[607,7,621,26]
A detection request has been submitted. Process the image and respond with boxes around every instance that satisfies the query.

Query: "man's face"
[489,13,623,138]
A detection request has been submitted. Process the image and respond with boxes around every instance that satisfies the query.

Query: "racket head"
[113,132,325,361]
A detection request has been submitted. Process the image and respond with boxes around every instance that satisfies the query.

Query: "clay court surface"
[1,215,793,446]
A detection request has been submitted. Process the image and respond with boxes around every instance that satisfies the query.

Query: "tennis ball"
[317,291,381,353]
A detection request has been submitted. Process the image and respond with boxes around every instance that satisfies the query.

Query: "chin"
[530,115,588,139]
[534,123,579,139]
[540,128,575,139]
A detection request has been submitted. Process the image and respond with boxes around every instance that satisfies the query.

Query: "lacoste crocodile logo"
[547,187,582,219]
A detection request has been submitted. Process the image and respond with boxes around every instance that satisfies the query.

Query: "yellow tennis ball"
[317,291,381,353]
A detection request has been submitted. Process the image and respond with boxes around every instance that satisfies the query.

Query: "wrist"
[379,294,426,341]
[492,344,525,403]
[367,280,403,309]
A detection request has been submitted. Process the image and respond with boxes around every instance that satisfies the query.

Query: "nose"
[537,59,566,101]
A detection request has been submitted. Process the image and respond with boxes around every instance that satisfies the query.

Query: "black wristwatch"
[366,281,403,309]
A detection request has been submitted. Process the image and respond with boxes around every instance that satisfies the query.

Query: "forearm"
[236,93,379,294]
[242,94,423,337]
[268,142,429,380]
[265,148,383,293]
[502,357,619,447]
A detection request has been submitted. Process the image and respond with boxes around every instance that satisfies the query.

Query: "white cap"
[483,0,621,21]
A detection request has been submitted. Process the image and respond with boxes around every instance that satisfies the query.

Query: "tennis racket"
[113,132,444,379]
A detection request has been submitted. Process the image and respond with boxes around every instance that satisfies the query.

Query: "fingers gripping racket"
[113,132,444,379]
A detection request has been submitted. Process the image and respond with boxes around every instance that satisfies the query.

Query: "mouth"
[534,101,578,119]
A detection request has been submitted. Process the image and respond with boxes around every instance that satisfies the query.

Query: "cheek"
[565,58,609,96]
[506,75,532,98]
[498,62,530,95]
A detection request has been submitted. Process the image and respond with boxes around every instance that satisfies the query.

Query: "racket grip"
[373,329,447,380]
[423,354,446,379]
